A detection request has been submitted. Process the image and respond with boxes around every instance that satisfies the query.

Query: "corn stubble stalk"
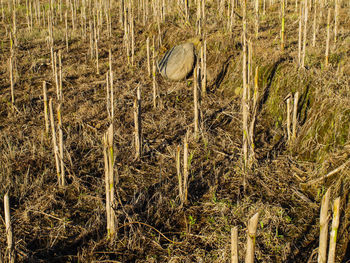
[43,81,49,134]
[242,0,248,177]
[134,86,142,159]
[248,67,259,163]
[152,36,157,108]
[202,38,207,97]
[312,0,317,47]
[286,94,292,142]
[318,188,331,263]
[298,4,303,67]
[292,91,299,141]
[194,66,200,139]
[103,125,116,238]
[176,145,183,202]
[327,197,341,263]
[9,56,15,110]
[146,36,151,76]
[49,98,61,185]
[183,134,189,204]
[281,0,285,50]
[245,212,259,263]
[57,103,65,186]
[301,0,308,68]
[4,192,15,263]
[334,0,338,44]
[325,8,330,67]
[231,226,239,263]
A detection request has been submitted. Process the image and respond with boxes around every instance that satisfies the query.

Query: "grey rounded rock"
[157,43,195,81]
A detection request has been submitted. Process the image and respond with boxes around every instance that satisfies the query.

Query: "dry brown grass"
[0,0,350,262]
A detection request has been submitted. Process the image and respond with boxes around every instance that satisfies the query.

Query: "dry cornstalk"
[312,0,317,47]
[147,36,151,76]
[94,11,99,74]
[194,66,199,139]
[298,4,303,67]
[53,52,59,97]
[231,226,239,263]
[43,81,49,134]
[58,50,62,100]
[109,49,114,121]
[318,188,331,263]
[64,10,69,53]
[334,0,338,44]
[301,0,308,68]
[248,66,259,164]
[107,124,115,238]
[103,124,116,238]
[152,36,157,108]
[286,93,292,142]
[183,134,189,204]
[281,0,285,50]
[9,56,14,108]
[242,0,248,175]
[325,8,330,67]
[49,98,61,184]
[4,192,15,263]
[176,145,183,202]
[292,91,299,141]
[57,103,65,186]
[245,212,259,263]
[134,86,142,159]
[327,197,341,263]
[131,17,135,66]
[255,0,259,38]
[202,38,207,96]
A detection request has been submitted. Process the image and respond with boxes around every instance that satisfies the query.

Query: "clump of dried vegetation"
[0,0,349,262]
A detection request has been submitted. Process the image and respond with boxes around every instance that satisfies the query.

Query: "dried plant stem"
[176,145,183,202]
[109,49,114,121]
[94,11,99,74]
[318,188,331,263]
[202,39,207,96]
[54,52,59,97]
[334,0,338,44]
[242,0,248,176]
[248,67,259,164]
[57,104,65,186]
[245,213,259,263]
[183,135,189,204]
[301,0,308,68]
[194,66,199,139]
[286,94,292,142]
[146,37,151,76]
[103,124,115,238]
[65,11,69,52]
[134,86,142,159]
[231,227,239,263]
[9,56,14,109]
[281,0,285,50]
[4,192,15,263]
[325,8,330,67]
[292,91,299,141]
[49,98,61,184]
[43,81,49,134]
[327,197,341,263]
[312,1,317,47]
[298,4,303,67]
[131,17,134,66]
[152,37,157,108]
[58,50,62,100]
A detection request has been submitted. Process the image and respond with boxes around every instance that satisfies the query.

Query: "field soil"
[0,0,350,262]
